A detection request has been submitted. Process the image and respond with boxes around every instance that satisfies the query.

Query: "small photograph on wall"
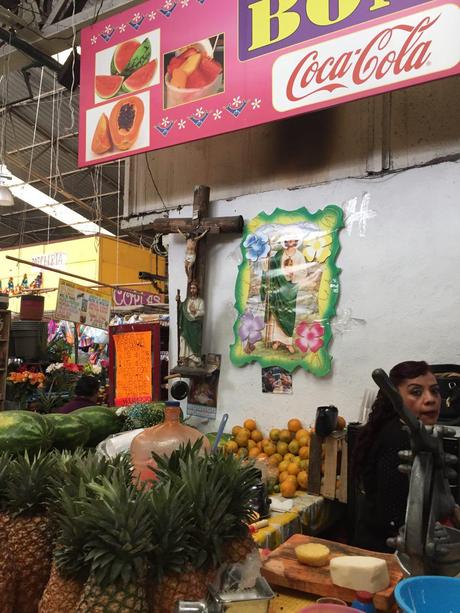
[262,366,292,394]
[187,354,221,420]
[230,206,343,377]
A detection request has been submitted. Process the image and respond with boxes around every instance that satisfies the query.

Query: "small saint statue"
[178,228,209,283]
[30,272,43,289]
[21,273,28,289]
[178,280,205,367]
[7,277,14,294]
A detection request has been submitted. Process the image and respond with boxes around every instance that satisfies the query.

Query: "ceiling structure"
[0,0,144,250]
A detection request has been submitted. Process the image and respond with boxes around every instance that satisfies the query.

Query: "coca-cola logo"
[286,16,436,100]
[272,4,459,113]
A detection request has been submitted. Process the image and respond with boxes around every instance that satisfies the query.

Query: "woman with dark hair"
[352,361,441,552]
[57,375,100,414]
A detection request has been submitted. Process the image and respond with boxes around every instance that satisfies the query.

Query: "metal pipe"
[6,132,79,155]
[0,26,63,73]
[5,255,162,294]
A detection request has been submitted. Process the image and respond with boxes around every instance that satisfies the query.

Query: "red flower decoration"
[295,321,325,353]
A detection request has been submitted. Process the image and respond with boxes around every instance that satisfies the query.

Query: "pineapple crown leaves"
[171,451,260,569]
[0,451,12,511]
[5,450,58,517]
[150,438,204,482]
[53,486,92,579]
[80,471,155,588]
[149,480,196,579]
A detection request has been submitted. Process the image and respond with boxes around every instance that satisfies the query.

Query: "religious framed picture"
[230,206,343,376]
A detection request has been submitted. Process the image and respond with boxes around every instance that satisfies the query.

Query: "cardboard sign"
[114,330,152,405]
[55,279,111,330]
[79,0,460,166]
[112,288,161,307]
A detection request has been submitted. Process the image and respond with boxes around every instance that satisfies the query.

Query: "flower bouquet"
[6,370,45,409]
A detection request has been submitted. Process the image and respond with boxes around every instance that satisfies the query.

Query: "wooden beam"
[146,216,244,235]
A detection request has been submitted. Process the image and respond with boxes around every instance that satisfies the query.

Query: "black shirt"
[353,417,410,552]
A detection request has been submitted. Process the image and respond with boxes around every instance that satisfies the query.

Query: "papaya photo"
[85,90,150,162]
[93,30,160,104]
[163,34,224,109]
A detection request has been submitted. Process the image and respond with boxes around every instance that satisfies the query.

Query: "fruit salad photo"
[163,35,224,109]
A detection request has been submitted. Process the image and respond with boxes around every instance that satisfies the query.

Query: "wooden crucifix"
[147,185,243,374]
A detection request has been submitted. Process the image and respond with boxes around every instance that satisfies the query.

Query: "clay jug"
[130,401,210,484]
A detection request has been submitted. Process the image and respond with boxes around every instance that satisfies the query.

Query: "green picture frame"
[230,205,343,376]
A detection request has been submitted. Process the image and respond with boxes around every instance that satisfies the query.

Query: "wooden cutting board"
[261,534,403,612]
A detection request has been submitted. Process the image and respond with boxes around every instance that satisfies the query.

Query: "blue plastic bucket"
[395,576,460,613]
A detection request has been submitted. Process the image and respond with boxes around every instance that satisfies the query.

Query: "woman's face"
[397,372,441,425]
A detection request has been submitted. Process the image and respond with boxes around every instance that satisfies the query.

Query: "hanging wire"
[18,66,44,258]
[116,159,121,284]
[47,73,57,246]
[144,153,168,213]
[67,0,77,132]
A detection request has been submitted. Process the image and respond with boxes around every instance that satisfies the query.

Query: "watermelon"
[95,74,123,99]
[0,410,55,454]
[121,60,157,93]
[186,69,208,89]
[72,406,122,447]
[45,413,91,451]
[199,56,222,83]
[111,39,141,75]
[121,38,151,77]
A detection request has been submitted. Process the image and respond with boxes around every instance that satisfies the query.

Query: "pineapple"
[147,480,213,613]
[149,445,261,612]
[5,451,58,613]
[76,470,154,612]
[0,451,15,613]
[39,491,89,613]
[40,450,133,612]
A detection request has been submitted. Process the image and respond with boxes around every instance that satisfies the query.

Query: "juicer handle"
[212,413,229,453]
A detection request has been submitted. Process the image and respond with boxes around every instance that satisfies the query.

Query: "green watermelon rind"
[0,410,55,454]
[45,413,91,451]
[71,406,122,447]
[121,38,151,77]
[110,40,141,76]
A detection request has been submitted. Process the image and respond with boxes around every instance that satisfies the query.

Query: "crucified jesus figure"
[178,228,209,282]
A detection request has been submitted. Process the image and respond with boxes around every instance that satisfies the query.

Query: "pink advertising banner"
[79,0,460,167]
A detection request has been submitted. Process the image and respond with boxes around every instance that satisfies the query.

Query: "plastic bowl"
[395,575,460,613]
[299,606,361,612]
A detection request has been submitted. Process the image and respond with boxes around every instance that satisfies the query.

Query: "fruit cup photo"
[94,31,160,103]
[86,90,150,161]
[163,34,224,109]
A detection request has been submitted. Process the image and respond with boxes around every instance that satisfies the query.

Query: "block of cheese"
[330,556,390,592]
[295,543,330,567]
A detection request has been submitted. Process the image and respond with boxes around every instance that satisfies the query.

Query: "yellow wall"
[0,237,100,312]
[0,236,167,313]
[98,237,166,297]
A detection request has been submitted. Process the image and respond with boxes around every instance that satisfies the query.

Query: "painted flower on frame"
[303,233,333,263]
[238,310,265,345]
[295,321,324,353]
[243,233,270,261]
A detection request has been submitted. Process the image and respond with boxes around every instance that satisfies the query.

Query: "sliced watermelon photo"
[121,59,158,93]
[95,75,124,99]
[111,39,141,75]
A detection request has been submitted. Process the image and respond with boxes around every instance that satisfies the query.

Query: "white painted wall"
[168,160,460,432]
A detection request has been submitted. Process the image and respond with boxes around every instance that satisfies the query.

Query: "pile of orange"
[226,418,313,498]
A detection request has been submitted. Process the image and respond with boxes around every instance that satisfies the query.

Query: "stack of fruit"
[0,442,260,613]
[225,418,312,498]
